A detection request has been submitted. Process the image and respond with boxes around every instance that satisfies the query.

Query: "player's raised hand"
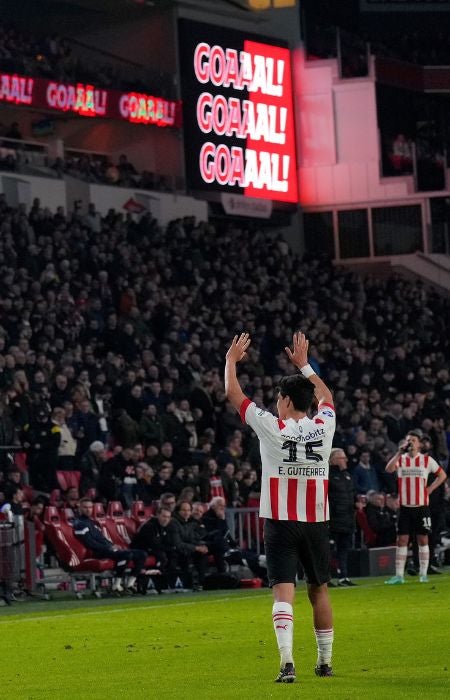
[226,333,251,363]
[285,331,309,368]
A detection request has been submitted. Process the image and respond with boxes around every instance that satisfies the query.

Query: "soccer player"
[225,331,335,683]
[385,429,446,585]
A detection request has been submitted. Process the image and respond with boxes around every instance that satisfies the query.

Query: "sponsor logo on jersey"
[281,427,325,443]
[320,410,334,418]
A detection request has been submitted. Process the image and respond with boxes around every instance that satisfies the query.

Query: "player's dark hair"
[278,375,315,412]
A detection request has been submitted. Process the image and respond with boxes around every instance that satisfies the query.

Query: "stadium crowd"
[51,153,174,193]
[0,22,159,93]
[0,196,449,584]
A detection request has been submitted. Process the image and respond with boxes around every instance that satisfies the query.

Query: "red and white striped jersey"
[240,398,336,522]
[395,453,443,507]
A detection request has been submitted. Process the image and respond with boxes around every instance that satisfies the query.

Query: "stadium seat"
[131,501,147,524]
[56,470,81,491]
[60,508,76,525]
[106,501,132,545]
[91,503,114,543]
[13,451,28,473]
[43,506,114,573]
[356,509,377,547]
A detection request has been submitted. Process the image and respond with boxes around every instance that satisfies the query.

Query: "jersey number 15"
[282,440,324,463]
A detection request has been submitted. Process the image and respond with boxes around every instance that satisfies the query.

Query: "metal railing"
[226,507,262,555]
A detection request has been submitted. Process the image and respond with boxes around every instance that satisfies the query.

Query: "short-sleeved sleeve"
[314,402,336,430]
[427,455,443,475]
[239,399,279,440]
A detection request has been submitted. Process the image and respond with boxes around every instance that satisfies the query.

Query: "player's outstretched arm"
[225,333,251,412]
[285,331,333,406]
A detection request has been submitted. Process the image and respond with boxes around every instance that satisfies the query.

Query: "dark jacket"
[80,450,102,492]
[202,509,236,547]
[328,466,355,534]
[131,517,178,555]
[73,514,114,555]
[172,512,207,556]
[365,504,397,547]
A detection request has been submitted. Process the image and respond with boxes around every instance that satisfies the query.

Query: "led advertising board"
[178,19,298,203]
[0,72,181,127]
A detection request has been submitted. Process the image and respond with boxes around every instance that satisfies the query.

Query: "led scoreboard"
[178,20,298,203]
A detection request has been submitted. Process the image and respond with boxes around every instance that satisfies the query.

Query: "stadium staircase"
[390,252,450,295]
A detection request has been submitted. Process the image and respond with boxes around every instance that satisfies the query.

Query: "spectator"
[160,492,177,513]
[135,463,155,505]
[150,467,176,500]
[5,484,25,515]
[80,441,106,495]
[3,466,24,495]
[62,486,80,512]
[422,434,447,573]
[139,404,165,447]
[352,450,380,495]
[328,449,356,586]
[131,506,178,590]
[73,400,101,454]
[365,492,397,547]
[220,462,240,507]
[52,406,77,471]
[199,458,225,503]
[172,500,209,590]
[202,496,234,573]
[21,404,61,492]
[73,497,148,593]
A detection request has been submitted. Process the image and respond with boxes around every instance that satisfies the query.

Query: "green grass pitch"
[1,575,450,699]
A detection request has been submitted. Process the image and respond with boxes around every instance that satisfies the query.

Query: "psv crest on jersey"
[240,399,336,522]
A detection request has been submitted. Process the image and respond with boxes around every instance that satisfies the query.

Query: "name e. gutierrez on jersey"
[277,465,327,477]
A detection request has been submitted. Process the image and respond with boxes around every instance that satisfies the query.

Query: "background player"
[385,429,446,584]
[225,331,335,683]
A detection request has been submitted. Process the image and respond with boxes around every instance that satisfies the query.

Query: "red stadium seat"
[356,509,377,547]
[91,503,113,543]
[106,501,132,545]
[43,506,114,573]
[131,501,147,524]
[56,470,81,491]
[60,508,76,525]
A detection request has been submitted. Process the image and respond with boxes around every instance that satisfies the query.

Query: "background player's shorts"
[397,505,432,536]
[264,519,330,587]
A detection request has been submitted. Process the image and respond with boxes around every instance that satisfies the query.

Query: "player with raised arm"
[225,331,336,684]
[384,429,446,585]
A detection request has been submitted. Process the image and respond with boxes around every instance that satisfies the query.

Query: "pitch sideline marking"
[0,594,261,624]
[0,580,394,624]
